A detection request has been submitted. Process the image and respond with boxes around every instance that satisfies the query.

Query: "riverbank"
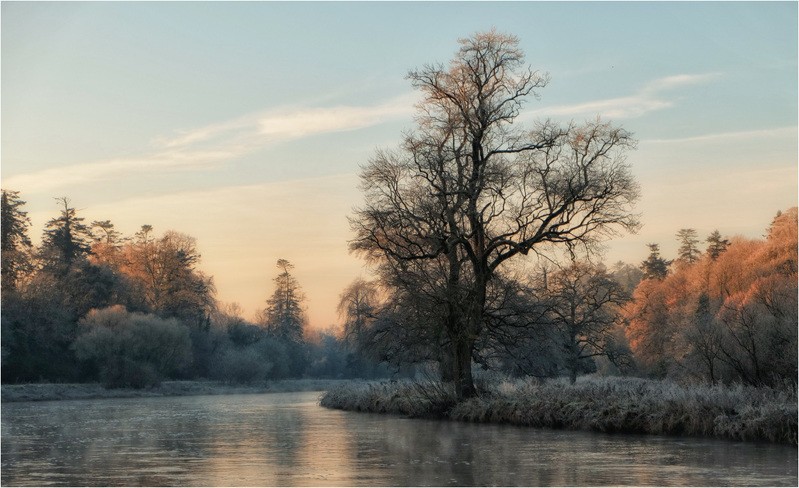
[1,378,349,403]
[320,376,798,445]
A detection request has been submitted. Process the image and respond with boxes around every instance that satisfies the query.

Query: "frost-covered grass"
[321,376,798,444]
[1,379,350,403]
[320,380,458,418]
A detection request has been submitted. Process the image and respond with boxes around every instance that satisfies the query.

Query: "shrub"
[73,306,193,389]
[210,345,273,384]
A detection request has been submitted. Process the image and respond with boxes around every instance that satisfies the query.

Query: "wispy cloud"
[5,95,416,195]
[159,94,416,149]
[531,73,721,119]
[640,73,720,93]
[641,126,798,144]
[3,153,228,195]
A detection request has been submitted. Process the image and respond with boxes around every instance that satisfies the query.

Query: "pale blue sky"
[2,2,797,326]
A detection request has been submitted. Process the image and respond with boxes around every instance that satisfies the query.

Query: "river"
[2,391,796,486]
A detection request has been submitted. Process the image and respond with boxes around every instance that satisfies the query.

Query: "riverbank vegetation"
[321,376,797,444]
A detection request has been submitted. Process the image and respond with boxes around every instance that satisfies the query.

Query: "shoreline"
[1,379,349,403]
[320,377,799,445]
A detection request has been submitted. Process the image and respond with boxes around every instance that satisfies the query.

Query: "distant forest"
[2,190,795,390]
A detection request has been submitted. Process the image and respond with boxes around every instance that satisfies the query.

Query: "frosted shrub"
[212,346,273,384]
[74,306,192,389]
[210,343,275,384]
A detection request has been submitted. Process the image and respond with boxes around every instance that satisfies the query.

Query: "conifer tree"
[1,190,33,292]
[640,243,671,280]
[40,197,93,274]
[263,259,306,344]
[676,228,701,265]
[705,230,729,260]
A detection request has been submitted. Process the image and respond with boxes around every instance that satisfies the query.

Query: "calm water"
[2,391,796,486]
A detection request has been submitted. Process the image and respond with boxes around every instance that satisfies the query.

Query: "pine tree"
[1,190,33,292]
[91,220,124,245]
[640,243,671,280]
[675,228,701,265]
[263,259,306,343]
[705,230,730,260]
[40,197,93,274]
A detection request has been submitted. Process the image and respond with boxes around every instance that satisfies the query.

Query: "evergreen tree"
[40,197,93,274]
[263,259,306,344]
[675,228,701,265]
[705,230,730,260]
[89,219,126,269]
[91,219,124,247]
[1,190,33,293]
[640,243,671,280]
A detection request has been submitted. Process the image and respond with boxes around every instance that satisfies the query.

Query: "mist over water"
[2,391,796,486]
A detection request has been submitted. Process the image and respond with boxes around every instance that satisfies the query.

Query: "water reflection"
[2,391,796,486]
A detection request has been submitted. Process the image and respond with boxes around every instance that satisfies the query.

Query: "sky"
[2,2,797,328]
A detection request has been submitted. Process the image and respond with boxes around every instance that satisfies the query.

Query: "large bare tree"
[351,30,639,398]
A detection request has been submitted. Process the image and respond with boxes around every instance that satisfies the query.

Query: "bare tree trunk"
[453,337,476,399]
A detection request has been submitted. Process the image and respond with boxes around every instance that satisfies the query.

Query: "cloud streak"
[160,94,416,149]
[531,73,721,119]
[641,126,798,144]
[5,95,416,195]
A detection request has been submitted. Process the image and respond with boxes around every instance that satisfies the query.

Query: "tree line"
[341,212,796,393]
[1,192,387,387]
[3,30,795,396]
[627,212,798,387]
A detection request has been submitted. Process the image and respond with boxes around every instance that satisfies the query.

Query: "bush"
[208,334,292,384]
[210,345,273,384]
[73,306,193,389]
[99,356,160,389]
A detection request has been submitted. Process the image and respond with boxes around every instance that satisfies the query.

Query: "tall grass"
[320,380,457,418]
[321,376,797,444]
